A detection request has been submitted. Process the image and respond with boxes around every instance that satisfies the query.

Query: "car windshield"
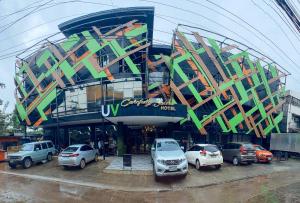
[157,141,180,151]
[255,145,265,150]
[243,144,254,150]
[63,147,79,153]
[20,144,34,151]
[204,145,219,152]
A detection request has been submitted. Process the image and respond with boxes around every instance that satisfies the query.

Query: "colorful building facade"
[14,7,287,154]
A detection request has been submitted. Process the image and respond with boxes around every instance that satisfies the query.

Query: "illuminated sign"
[120,99,176,111]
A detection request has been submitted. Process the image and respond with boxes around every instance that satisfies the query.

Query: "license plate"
[169,166,177,171]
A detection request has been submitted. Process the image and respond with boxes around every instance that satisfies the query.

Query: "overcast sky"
[0,0,300,113]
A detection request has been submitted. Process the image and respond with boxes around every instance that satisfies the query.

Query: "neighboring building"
[14,7,288,154]
[281,90,300,133]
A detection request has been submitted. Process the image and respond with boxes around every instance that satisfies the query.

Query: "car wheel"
[8,163,16,169]
[232,157,239,166]
[22,158,32,169]
[195,159,201,170]
[47,153,53,161]
[94,154,99,162]
[215,164,222,169]
[79,159,86,169]
[154,173,160,181]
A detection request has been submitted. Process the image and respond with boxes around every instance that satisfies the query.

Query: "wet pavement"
[0,158,299,202]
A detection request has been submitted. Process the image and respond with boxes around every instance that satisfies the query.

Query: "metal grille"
[165,159,179,165]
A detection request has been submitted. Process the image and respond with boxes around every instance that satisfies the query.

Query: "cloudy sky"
[0,0,300,113]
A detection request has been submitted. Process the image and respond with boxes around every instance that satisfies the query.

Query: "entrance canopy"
[106,99,187,128]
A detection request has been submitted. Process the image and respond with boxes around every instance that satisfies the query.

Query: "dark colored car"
[222,142,256,165]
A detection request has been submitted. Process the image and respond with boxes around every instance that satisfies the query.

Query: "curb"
[103,169,153,176]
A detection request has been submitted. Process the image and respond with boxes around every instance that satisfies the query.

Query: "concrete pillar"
[117,122,126,156]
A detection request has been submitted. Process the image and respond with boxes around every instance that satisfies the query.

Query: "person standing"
[97,139,103,155]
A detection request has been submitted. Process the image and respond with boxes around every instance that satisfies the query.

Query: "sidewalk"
[104,155,152,175]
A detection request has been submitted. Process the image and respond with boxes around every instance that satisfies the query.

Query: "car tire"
[232,157,239,166]
[195,159,201,170]
[47,153,53,161]
[94,154,99,162]
[154,173,160,181]
[8,163,16,169]
[181,173,187,178]
[215,164,222,169]
[22,158,32,169]
[79,159,86,169]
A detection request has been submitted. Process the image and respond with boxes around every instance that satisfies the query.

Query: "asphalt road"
[0,159,299,202]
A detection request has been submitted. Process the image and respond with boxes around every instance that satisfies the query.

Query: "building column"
[117,122,126,156]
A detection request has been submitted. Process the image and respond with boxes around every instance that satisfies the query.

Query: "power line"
[0,0,48,20]
[202,0,300,73]
[251,0,300,56]
[269,0,300,40]
[0,0,54,34]
[1,0,298,76]
[184,0,298,74]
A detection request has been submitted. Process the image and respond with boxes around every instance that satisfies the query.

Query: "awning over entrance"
[42,99,187,128]
[106,116,183,127]
[106,99,187,127]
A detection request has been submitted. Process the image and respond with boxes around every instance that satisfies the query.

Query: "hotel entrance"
[125,126,167,154]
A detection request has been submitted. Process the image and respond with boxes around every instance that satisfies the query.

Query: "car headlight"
[157,159,164,164]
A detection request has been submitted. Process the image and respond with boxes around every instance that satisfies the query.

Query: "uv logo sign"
[100,104,120,117]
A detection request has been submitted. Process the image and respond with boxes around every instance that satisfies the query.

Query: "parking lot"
[0,157,300,202]
[1,156,300,191]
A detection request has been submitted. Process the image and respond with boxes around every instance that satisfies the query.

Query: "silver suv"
[151,138,188,180]
[7,141,56,169]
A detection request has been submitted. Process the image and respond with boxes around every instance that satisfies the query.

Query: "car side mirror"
[181,146,184,151]
[35,148,39,151]
[151,147,155,151]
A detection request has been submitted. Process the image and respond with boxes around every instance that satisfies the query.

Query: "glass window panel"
[123,81,133,88]
[114,89,124,100]
[124,88,133,98]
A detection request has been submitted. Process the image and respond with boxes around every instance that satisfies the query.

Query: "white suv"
[185,144,223,170]
[151,138,188,180]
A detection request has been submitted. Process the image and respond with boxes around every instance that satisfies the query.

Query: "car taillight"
[68,153,79,157]
[200,150,207,156]
[240,146,247,154]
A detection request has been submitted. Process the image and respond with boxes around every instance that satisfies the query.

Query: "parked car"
[58,144,98,169]
[7,141,55,169]
[185,144,223,170]
[222,142,256,165]
[151,138,188,180]
[253,144,273,163]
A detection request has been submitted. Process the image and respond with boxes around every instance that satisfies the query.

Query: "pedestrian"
[98,139,103,155]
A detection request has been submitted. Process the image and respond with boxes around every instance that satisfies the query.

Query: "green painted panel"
[125,24,147,39]
[61,34,80,52]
